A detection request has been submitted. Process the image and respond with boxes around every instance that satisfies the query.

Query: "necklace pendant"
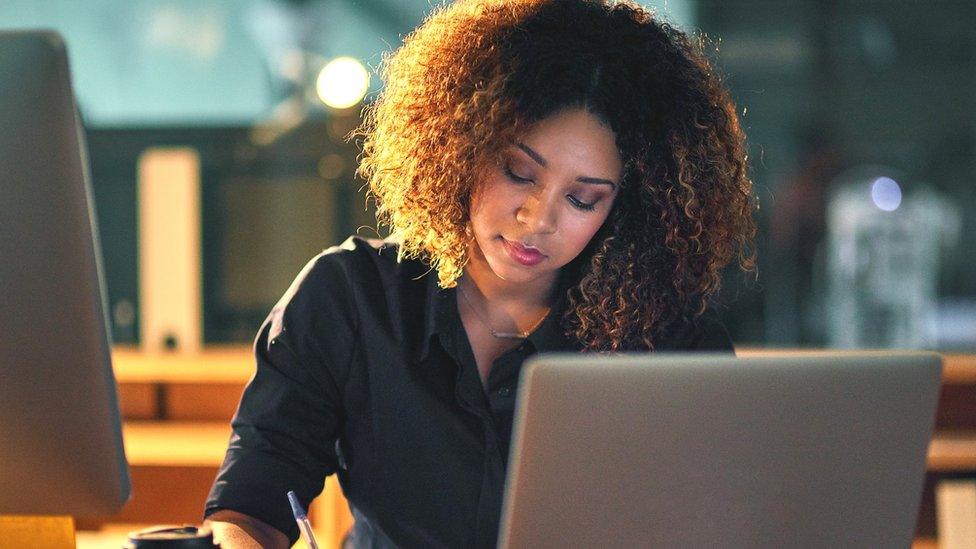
[491,330,529,339]
[457,283,548,341]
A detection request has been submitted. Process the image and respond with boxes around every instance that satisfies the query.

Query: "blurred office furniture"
[937,480,976,549]
[825,169,961,348]
[138,147,203,353]
[86,118,370,347]
[765,127,848,347]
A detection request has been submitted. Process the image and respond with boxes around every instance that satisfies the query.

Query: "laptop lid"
[498,352,941,548]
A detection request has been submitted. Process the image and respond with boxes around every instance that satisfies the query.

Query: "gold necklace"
[457,283,550,339]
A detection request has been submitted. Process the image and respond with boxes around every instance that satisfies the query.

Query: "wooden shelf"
[736,349,976,385]
[111,347,253,421]
[941,354,976,385]
[112,345,252,383]
[123,421,231,467]
[928,431,976,472]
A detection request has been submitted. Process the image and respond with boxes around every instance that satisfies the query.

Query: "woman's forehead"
[514,109,623,176]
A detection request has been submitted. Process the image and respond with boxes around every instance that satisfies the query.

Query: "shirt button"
[497,387,511,397]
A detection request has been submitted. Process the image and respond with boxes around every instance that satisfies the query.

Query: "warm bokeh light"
[315,56,370,109]
[871,176,902,211]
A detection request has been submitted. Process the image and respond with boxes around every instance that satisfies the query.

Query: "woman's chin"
[484,256,557,285]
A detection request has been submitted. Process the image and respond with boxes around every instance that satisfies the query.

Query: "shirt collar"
[524,289,577,354]
[413,270,450,364]
[413,271,578,364]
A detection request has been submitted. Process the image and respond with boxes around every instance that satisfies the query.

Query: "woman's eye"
[567,195,596,211]
[503,166,533,184]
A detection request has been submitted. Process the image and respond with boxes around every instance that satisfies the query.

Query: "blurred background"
[2,0,973,351]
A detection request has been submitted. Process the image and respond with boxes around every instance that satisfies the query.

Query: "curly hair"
[357,0,757,351]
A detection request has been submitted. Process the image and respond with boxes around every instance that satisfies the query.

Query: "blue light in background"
[871,176,902,212]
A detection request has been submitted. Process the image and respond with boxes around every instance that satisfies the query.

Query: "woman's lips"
[502,237,547,266]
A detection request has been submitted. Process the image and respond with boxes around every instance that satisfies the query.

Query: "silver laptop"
[0,30,130,515]
[499,352,941,548]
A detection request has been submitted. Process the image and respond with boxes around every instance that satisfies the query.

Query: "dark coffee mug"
[124,525,219,548]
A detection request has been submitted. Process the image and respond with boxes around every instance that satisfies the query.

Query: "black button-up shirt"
[205,236,733,548]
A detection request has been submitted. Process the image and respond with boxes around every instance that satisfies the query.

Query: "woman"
[205,0,756,547]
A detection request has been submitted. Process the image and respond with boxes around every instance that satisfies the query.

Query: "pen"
[287,490,320,549]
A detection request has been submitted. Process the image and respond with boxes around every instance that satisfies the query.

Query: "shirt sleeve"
[204,252,358,544]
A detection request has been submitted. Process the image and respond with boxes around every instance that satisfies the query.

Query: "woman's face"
[468,108,623,286]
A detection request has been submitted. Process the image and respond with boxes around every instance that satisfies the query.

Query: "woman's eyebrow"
[516,142,618,190]
[516,142,548,167]
[577,176,617,190]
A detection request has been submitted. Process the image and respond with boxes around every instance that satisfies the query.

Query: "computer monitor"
[0,30,130,516]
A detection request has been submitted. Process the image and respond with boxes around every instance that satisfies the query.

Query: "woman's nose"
[516,192,557,234]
